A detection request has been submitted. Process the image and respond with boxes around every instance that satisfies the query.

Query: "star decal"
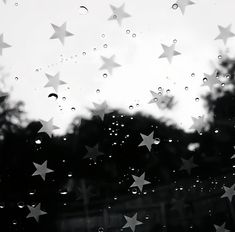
[148,90,173,109]
[91,101,112,120]
[176,0,195,15]
[201,71,221,90]
[215,24,235,45]
[130,172,151,192]
[122,213,143,232]
[32,161,54,181]
[214,223,230,232]
[180,156,198,174]
[138,131,155,151]
[99,55,121,75]
[83,144,105,162]
[38,118,60,137]
[159,43,181,63]
[44,72,66,92]
[0,34,11,56]
[190,116,205,134]
[221,184,235,202]
[108,4,131,25]
[50,22,74,45]
[26,203,47,222]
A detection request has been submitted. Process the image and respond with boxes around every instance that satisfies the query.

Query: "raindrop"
[129,105,134,110]
[79,6,88,15]
[15,77,19,80]
[48,93,58,100]
[12,220,17,225]
[15,2,18,6]
[132,188,138,194]
[103,44,108,48]
[185,86,188,90]
[113,15,117,19]
[101,34,105,38]
[203,78,208,82]
[172,3,178,9]
[126,29,130,34]
[0,202,5,209]
[173,39,177,43]
[154,138,160,145]
[68,172,73,177]
[103,73,108,78]
[132,33,136,38]
[166,89,170,94]
[191,73,195,77]
[195,98,199,102]
[17,201,25,209]
[218,55,222,59]
[82,52,86,56]
[35,139,41,145]
[96,89,100,93]
[62,97,66,101]
[71,107,76,111]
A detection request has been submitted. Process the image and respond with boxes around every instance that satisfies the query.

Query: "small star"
[214,223,230,232]
[100,55,121,75]
[130,172,151,192]
[50,22,74,45]
[138,131,155,151]
[176,0,195,15]
[215,24,235,45]
[83,144,105,162]
[38,118,60,137]
[0,34,11,55]
[91,101,112,120]
[44,72,66,92]
[201,71,221,90]
[108,4,131,25]
[159,43,181,63]
[122,213,143,232]
[221,184,235,202]
[148,90,173,109]
[26,203,47,222]
[32,161,54,181]
[190,116,205,133]
[180,156,198,174]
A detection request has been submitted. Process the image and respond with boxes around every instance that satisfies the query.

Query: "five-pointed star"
[38,118,60,137]
[190,116,205,133]
[176,0,195,15]
[83,144,105,162]
[26,203,47,222]
[44,72,66,92]
[108,4,131,25]
[215,24,235,45]
[148,90,172,109]
[159,43,181,63]
[0,34,11,56]
[214,223,230,232]
[32,161,54,181]
[91,101,112,120]
[201,71,221,90]
[221,184,235,202]
[130,172,151,192]
[180,156,198,174]
[99,55,121,75]
[138,131,155,151]
[122,213,143,232]
[50,22,74,45]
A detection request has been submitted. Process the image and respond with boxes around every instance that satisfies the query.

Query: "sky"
[0,0,235,134]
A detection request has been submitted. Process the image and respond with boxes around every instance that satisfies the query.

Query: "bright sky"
[0,0,235,134]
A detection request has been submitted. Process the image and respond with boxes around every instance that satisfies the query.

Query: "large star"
[0,34,11,56]
[190,116,205,134]
[221,184,235,202]
[180,156,198,174]
[26,203,47,222]
[201,71,221,90]
[99,55,121,75]
[50,22,74,45]
[32,161,54,181]
[214,223,230,232]
[108,4,131,25]
[176,0,195,15]
[38,118,60,137]
[122,213,143,232]
[91,101,112,120]
[83,144,105,162]
[130,172,151,192]
[138,131,155,151]
[44,72,66,92]
[215,24,235,45]
[159,43,181,63]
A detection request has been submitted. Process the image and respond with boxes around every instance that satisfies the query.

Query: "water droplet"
[126,29,130,34]
[0,202,5,209]
[185,86,188,90]
[79,6,88,15]
[35,139,41,145]
[71,107,76,111]
[48,93,58,100]
[15,2,18,6]
[191,73,195,77]
[17,201,25,209]
[132,33,136,38]
[82,52,86,56]
[113,15,117,19]
[132,188,138,194]
[203,78,208,82]
[101,34,105,38]
[173,39,177,43]
[218,55,222,59]
[154,138,160,145]
[12,220,17,225]
[225,74,230,79]
[103,73,108,78]
[62,97,66,101]
[129,105,134,110]
[68,172,73,177]
[96,89,100,93]
[166,89,171,94]
[15,77,18,80]
[103,44,108,48]
[195,98,199,102]
[172,3,178,9]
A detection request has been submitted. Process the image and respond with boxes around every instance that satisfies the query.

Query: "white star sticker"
[50,22,74,45]
[176,0,195,15]
[180,156,198,174]
[138,131,155,151]
[221,184,235,202]
[91,101,113,120]
[215,24,235,45]
[44,72,66,93]
[214,223,230,232]
[159,43,181,63]
[122,213,143,232]
[26,203,47,222]
[38,118,60,137]
[201,71,221,90]
[130,172,151,192]
[99,55,121,75]
[108,4,131,25]
[32,161,54,181]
